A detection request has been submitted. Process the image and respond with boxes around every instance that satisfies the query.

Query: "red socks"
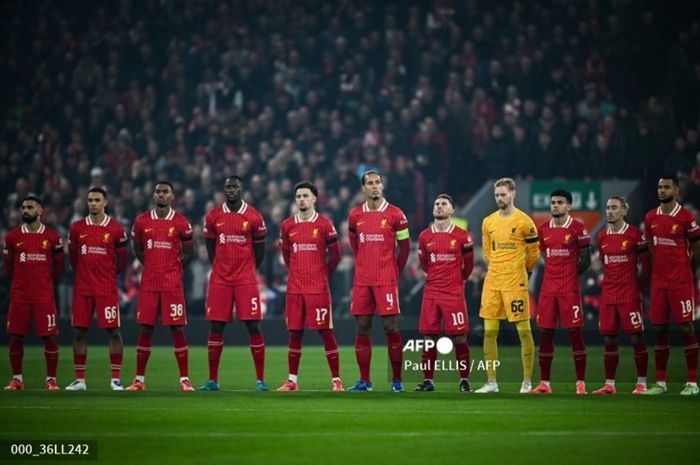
[422,346,437,380]
[683,333,699,383]
[288,332,303,376]
[9,338,23,376]
[355,335,372,381]
[110,352,122,380]
[249,334,265,381]
[633,341,648,378]
[135,329,153,377]
[387,331,403,382]
[172,329,189,378]
[570,329,587,381]
[455,342,470,379]
[603,343,619,380]
[74,352,87,380]
[207,332,224,382]
[654,334,670,383]
[320,330,340,378]
[538,330,554,382]
[44,339,59,378]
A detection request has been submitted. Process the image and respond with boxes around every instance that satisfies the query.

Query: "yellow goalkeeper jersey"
[482,207,540,291]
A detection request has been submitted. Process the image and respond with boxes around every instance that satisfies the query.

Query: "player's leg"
[628,332,648,394]
[67,294,90,390]
[126,323,153,391]
[278,329,303,391]
[244,320,268,391]
[170,324,193,391]
[644,288,672,395]
[415,334,438,391]
[278,293,304,391]
[233,284,267,391]
[453,334,471,392]
[106,328,124,390]
[200,283,234,390]
[5,334,25,390]
[533,295,556,394]
[475,318,500,393]
[66,326,89,391]
[95,295,123,390]
[508,291,534,393]
[370,285,403,391]
[304,293,341,390]
[5,302,29,390]
[349,285,374,391]
[564,295,587,395]
[679,322,699,395]
[35,302,60,390]
[128,290,158,390]
[592,334,619,395]
[475,288,504,393]
[441,299,470,392]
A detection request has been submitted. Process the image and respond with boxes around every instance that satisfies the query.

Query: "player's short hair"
[23,195,43,207]
[225,175,243,185]
[294,181,318,198]
[609,195,629,210]
[493,177,516,191]
[436,193,455,208]
[88,187,108,198]
[550,188,572,204]
[361,170,382,185]
[659,175,679,186]
[155,180,174,191]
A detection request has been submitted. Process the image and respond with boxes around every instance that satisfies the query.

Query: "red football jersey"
[538,216,591,296]
[418,223,473,298]
[348,199,409,286]
[280,212,338,294]
[203,201,266,287]
[644,203,700,289]
[131,208,193,291]
[597,223,646,304]
[3,224,64,303]
[69,216,127,296]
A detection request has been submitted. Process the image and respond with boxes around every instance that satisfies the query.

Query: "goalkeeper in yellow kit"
[475,178,540,394]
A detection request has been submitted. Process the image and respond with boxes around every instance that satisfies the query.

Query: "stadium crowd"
[1,0,700,322]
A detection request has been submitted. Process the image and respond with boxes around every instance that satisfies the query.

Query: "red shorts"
[71,293,121,329]
[536,293,584,329]
[206,283,262,322]
[7,301,58,337]
[350,285,400,316]
[420,296,469,335]
[285,293,333,330]
[650,286,695,325]
[137,289,187,326]
[598,301,644,336]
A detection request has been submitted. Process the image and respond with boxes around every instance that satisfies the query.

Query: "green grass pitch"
[0,345,697,465]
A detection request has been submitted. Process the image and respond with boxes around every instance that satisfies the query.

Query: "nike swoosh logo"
[16,242,24,247]
[145,228,153,233]
[289,232,298,237]
[357,221,365,226]
[80,234,89,239]
[216,222,225,227]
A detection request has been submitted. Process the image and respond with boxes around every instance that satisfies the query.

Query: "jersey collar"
[86,215,111,226]
[606,222,629,235]
[294,211,319,223]
[21,223,46,234]
[656,203,681,217]
[150,208,175,221]
[362,199,388,212]
[223,201,247,215]
[431,223,455,233]
[549,216,573,228]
